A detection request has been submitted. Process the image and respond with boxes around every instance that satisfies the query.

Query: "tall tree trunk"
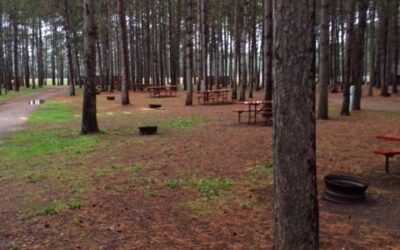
[353,0,368,110]
[51,22,57,86]
[378,0,390,96]
[12,15,20,91]
[318,0,330,119]
[239,0,248,101]
[0,10,5,94]
[264,0,273,101]
[185,0,194,106]
[368,3,376,96]
[199,0,208,91]
[64,0,76,96]
[118,0,131,105]
[341,0,355,116]
[273,0,319,248]
[24,25,30,88]
[37,19,44,88]
[81,0,100,134]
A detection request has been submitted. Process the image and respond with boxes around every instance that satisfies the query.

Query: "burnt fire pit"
[323,175,369,204]
[149,104,162,109]
[107,96,115,101]
[139,126,158,135]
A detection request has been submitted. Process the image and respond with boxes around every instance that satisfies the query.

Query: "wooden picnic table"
[376,134,400,142]
[375,133,400,174]
[234,100,273,124]
[147,85,177,98]
[197,89,230,104]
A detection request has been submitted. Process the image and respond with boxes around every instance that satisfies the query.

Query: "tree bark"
[353,0,368,110]
[318,0,330,119]
[81,0,100,134]
[12,15,19,91]
[185,0,194,106]
[37,19,44,88]
[341,0,355,116]
[273,0,319,249]
[118,0,131,105]
[239,0,248,101]
[264,0,273,101]
[64,0,76,96]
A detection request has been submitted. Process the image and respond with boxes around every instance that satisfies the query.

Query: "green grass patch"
[166,179,180,189]
[162,116,208,129]
[37,203,59,216]
[0,86,47,102]
[29,101,77,124]
[126,163,144,175]
[191,177,233,199]
[0,129,99,164]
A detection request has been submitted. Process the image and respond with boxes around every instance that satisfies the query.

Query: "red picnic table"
[196,89,230,104]
[374,133,400,174]
[147,85,177,98]
[234,100,273,124]
[376,134,400,142]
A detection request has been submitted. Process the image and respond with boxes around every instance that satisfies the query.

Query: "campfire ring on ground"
[149,104,162,109]
[323,175,369,204]
[139,126,158,135]
[107,96,115,101]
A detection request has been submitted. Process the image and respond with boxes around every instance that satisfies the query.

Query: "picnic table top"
[147,85,177,89]
[197,89,230,94]
[243,100,273,105]
[376,134,400,142]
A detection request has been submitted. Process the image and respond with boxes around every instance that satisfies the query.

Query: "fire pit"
[139,126,158,135]
[323,175,369,204]
[107,96,115,101]
[149,104,162,109]
[29,99,45,105]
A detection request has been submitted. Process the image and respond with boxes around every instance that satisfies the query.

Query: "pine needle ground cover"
[0,90,399,249]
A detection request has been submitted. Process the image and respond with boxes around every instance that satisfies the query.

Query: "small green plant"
[7,241,17,250]
[105,162,123,170]
[240,201,251,209]
[37,204,58,216]
[191,177,233,199]
[248,161,273,176]
[166,179,179,189]
[143,188,159,197]
[97,171,106,177]
[127,164,143,175]
[70,187,81,194]
[66,200,81,210]
[27,173,41,183]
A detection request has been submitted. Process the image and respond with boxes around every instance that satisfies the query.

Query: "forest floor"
[0,87,399,249]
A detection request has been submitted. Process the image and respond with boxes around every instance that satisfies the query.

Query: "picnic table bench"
[374,134,400,174]
[234,100,273,124]
[147,85,177,98]
[196,89,230,105]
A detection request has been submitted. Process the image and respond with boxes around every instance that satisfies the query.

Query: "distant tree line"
[0,0,398,104]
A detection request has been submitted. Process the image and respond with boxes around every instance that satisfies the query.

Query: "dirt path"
[0,87,67,137]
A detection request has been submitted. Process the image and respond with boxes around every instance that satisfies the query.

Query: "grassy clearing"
[29,101,78,124]
[0,86,47,102]
[0,97,102,219]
